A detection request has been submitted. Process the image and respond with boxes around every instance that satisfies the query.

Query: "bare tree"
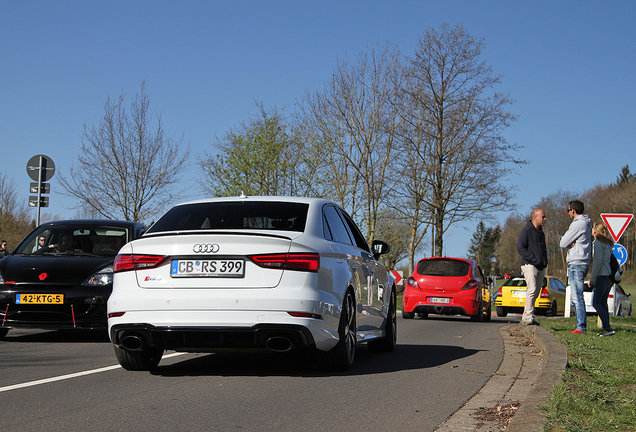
[392,81,434,273]
[496,213,526,275]
[374,209,416,270]
[296,42,401,243]
[402,23,525,256]
[60,82,190,222]
[0,173,33,248]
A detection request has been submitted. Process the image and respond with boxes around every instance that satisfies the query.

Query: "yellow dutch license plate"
[16,294,64,304]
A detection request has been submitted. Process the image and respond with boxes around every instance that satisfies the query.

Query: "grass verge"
[540,315,636,432]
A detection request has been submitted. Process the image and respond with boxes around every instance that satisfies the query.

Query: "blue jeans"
[592,275,613,331]
[568,264,589,332]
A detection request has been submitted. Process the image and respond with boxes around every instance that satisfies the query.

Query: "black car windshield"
[147,201,309,234]
[16,224,130,257]
[417,259,470,277]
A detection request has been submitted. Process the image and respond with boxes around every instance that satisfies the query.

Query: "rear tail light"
[114,254,168,273]
[495,288,502,299]
[248,253,320,272]
[288,312,323,319]
[540,288,549,299]
[406,276,420,290]
[461,279,479,290]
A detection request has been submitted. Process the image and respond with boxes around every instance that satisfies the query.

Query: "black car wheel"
[114,344,163,371]
[368,290,396,352]
[484,302,492,321]
[402,311,414,319]
[547,301,557,317]
[470,299,484,322]
[324,290,357,371]
[496,306,508,317]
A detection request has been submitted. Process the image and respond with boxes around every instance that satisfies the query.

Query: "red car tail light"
[461,279,479,290]
[495,288,502,299]
[114,254,167,273]
[540,288,549,298]
[406,276,420,289]
[248,253,320,272]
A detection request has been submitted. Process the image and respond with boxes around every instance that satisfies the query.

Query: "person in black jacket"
[517,209,548,325]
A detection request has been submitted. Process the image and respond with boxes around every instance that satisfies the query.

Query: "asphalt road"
[0,314,519,432]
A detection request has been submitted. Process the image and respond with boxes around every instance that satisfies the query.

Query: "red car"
[402,257,491,321]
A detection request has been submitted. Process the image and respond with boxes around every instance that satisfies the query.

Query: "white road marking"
[0,352,187,393]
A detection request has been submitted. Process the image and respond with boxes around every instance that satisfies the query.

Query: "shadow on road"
[1,328,110,343]
[150,341,484,378]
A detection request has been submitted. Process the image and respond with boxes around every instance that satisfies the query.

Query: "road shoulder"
[436,323,567,431]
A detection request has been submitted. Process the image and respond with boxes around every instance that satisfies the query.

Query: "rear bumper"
[410,304,470,316]
[110,323,317,352]
[403,289,480,316]
[495,299,551,309]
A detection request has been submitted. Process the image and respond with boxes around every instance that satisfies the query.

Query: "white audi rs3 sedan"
[108,196,396,372]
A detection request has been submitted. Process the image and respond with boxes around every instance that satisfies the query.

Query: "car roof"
[37,219,145,228]
[416,256,477,266]
[171,195,337,207]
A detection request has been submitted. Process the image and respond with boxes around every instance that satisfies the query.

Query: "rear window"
[147,201,309,233]
[417,259,470,277]
[503,277,527,287]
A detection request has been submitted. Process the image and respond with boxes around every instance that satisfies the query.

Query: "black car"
[0,220,145,339]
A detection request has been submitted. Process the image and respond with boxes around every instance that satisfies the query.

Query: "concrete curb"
[435,323,568,431]
[506,324,568,432]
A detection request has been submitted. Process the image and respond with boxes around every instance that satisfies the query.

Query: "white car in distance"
[107,196,396,372]
[581,281,633,317]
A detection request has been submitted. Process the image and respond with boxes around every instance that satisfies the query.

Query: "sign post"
[26,155,55,227]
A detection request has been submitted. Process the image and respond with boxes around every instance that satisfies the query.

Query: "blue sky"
[1,1,635,259]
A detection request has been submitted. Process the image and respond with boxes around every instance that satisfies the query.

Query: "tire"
[496,306,508,317]
[402,311,414,319]
[470,299,484,322]
[547,301,557,317]
[368,290,397,352]
[0,328,9,340]
[114,344,163,371]
[484,303,492,322]
[324,290,357,371]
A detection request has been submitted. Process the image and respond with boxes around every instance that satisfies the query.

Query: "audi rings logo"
[193,243,220,253]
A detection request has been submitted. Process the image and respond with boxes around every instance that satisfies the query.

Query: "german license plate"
[430,297,450,304]
[512,290,526,297]
[170,259,245,278]
[16,294,64,304]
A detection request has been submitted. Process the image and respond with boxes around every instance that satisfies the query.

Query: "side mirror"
[372,240,390,259]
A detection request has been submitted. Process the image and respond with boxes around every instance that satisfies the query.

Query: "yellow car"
[494,275,567,317]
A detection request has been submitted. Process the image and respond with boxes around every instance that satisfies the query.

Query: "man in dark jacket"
[517,209,548,325]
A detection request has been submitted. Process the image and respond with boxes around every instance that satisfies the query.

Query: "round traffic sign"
[26,154,55,182]
[613,244,628,266]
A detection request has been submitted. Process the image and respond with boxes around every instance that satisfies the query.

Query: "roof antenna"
[239,191,247,199]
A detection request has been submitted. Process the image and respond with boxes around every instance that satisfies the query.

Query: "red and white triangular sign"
[601,213,633,242]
